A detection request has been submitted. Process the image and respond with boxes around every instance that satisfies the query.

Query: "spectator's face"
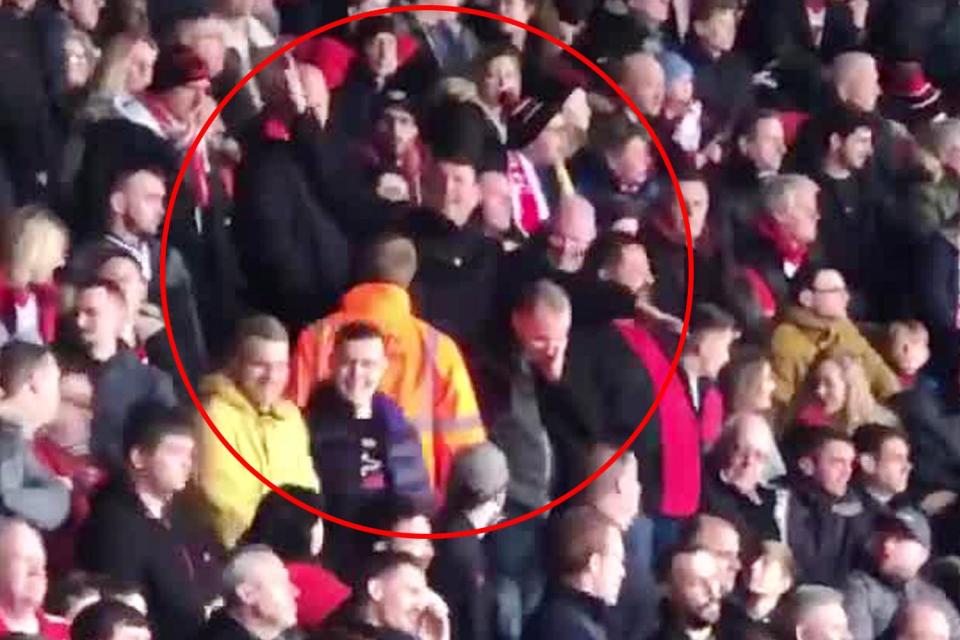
[607,136,652,186]
[623,57,665,117]
[0,524,48,612]
[49,371,93,451]
[746,553,791,598]
[333,337,388,408]
[879,534,929,581]
[75,287,127,354]
[527,114,569,166]
[670,551,723,627]
[807,270,849,320]
[164,79,210,123]
[814,360,847,415]
[672,179,710,240]
[425,161,481,227]
[806,440,855,498]
[798,603,852,640]
[693,9,737,54]
[479,55,522,108]
[133,433,195,496]
[99,256,148,317]
[665,76,695,108]
[126,40,158,94]
[594,526,627,605]
[897,607,950,640]
[742,117,786,174]
[298,63,330,128]
[725,423,771,494]
[479,171,514,235]
[696,522,741,596]
[66,0,104,32]
[775,183,820,245]
[834,126,873,171]
[606,244,655,299]
[693,327,737,380]
[248,556,299,631]
[866,437,911,496]
[890,332,930,377]
[390,516,435,570]
[497,0,535,24]
[363,33,399,80]
[235,337,289,410]
[628,0,671,25]
[114,170,167,238]
[548,200,597,273]
[371,564,431,635]
[839,60,880,113]
[64,36,95,90]
[377,107,419,154]
[512,306,572,382]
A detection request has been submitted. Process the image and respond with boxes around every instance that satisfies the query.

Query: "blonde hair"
[89,32,156,95]
[816,352,900,434]
[888,320,929,349]
[1,205,69,287]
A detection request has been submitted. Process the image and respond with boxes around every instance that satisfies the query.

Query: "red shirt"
[0,610,70,639]
[287,562,351,630]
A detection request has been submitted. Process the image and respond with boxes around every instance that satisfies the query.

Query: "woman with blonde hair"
[0,205,70,345]
[80,31,158,124]
[794,351,901,435]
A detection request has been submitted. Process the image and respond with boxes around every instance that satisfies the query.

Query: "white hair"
[760,174,818,214]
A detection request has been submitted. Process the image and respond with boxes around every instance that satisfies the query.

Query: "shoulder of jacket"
[833,496,865,518]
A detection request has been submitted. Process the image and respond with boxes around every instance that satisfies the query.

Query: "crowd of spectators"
[1,0,960,639]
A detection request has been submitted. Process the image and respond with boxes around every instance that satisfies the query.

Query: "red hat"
[151,44,210,92]
[883,61,941,108]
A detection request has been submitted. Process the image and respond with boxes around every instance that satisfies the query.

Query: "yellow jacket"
[288,283,486,492]
[771,306,900,406]
[196,373,319,548]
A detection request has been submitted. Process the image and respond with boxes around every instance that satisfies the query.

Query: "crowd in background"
[2,0,960,639]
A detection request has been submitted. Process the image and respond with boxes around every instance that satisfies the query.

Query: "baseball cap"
[876,507,932,548]
[449,442,510,501]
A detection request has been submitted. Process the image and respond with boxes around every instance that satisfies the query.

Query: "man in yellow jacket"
[197,315,319,547]
[288,234,486,493]
[771,268,900,406]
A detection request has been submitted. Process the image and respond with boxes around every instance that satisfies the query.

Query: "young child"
[887,320,931,389]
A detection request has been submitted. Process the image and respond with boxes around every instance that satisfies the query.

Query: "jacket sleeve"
[286,413,321,493]
[384,400,432,503]
[770,326,809,405]
[855,336,901,400]
[431,334,487,491]
[842,574,876,640]
[0,440,70,531]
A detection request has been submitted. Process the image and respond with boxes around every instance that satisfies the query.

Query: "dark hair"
[75,277,127,304]
[586,232,644,276]
[95,578,144,603]
[121,402,194,462]
[853,423,908,458]
[71,599,149,640]
[689,303,738,336]
[353,15,396,46]
[357,232,418,287]
[232,314,289,354]
[590,112,649,155]
[46,571,100,617]
[334,322,384,353]
[353,551,423,604]
[362,494,435,534]
[0,341,52,397]
[821,107,874,148]
[692,0,739,23]
[549,506,618,579]
[240,486,325,561]
[735,109,783,145]
[785,426,854,470]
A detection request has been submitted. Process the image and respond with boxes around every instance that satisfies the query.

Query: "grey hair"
[774,585,845,636]
[894,600,951,632]
[930,118,960,159]
[222,544,279,606]
[760,174,818,215]
[514,279,572,317]
[832,52,877,87]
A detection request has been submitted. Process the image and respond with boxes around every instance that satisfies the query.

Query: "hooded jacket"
[288,283,485,492]
[0,420,70,531]
[197,374,319,548]
[770,305,899,405]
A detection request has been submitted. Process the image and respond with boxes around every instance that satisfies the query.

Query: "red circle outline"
[159,4,694,540]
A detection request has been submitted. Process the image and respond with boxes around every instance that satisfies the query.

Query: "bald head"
[548,195,597,273]
[896,602,950,640]
[361,233,418,288]
[620,53,665,117]
[833,52,881,113]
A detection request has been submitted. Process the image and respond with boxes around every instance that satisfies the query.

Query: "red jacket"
[0,610,69,639]
[0,272,59,344]
[287,561,351,630]
[616,320,724,517]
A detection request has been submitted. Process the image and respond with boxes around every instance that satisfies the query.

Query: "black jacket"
[90,350,177,471]
[701,470,780,546]
[197,608,303,640]
[681,39,756,138]
[429,512,494,640]
[234,114,352,330]
[524,586,609,640]
[783,477,872,588]
[913,232,960,379]
[79,481,223,640]
[736,0,860,68]
[893,379,960,497]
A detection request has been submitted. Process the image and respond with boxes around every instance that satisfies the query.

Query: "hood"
[783,305,847,335]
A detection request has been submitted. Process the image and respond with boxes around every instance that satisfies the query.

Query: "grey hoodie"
[0,420,70,530]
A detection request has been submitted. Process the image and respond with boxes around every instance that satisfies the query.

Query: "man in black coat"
[430,442,509,640]
[913,222,960,381]
[652,547,724,640]
[578,0,677,62]
[79,403,222,640]
[523,506,626,640]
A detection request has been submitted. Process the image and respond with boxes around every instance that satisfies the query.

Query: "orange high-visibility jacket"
[289,283,486,491]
